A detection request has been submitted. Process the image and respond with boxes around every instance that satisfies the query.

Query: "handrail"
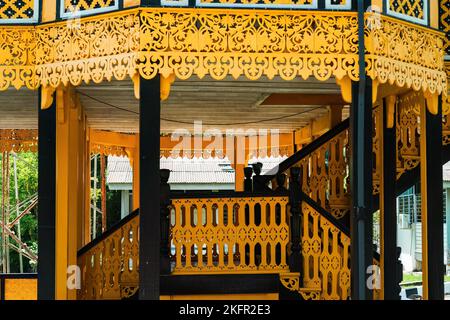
[262,118,350,182]
[77,208,139,257]
[300,191,350,237]
[169,193,290,274]
[301,189,381,262]
[77,190,288,256]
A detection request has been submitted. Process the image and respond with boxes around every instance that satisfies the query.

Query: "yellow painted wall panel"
[4,279,37,300]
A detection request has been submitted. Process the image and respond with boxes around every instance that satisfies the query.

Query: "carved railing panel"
[300,201,350,300]
[78,214,139,300]
[280,129,351,220]
[169,196,290,273]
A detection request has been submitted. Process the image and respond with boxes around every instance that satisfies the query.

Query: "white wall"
[397,224,416,272]
[397,222,448,272]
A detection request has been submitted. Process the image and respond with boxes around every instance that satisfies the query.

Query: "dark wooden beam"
[260,93,346,106]
[421,97,444,300]
[139,76,161,300]
[382,98,400,299]
[350,0,373,300]
[37,92,56,300]
[160,274,279,295]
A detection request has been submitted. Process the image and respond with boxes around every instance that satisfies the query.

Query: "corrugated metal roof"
[109,158,450,185]
[443,161,450,182]
[106,155,287,185]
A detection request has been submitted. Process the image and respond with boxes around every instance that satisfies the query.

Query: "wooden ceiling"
[0,76,346,134]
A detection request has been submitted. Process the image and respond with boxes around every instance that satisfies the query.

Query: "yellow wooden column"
[83,130,91,245]
[233,136,249,192]
[430,0,439,29]
[55,86,86,300]
[41,0,56,22]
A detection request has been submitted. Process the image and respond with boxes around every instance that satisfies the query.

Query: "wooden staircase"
[76,96,450,300]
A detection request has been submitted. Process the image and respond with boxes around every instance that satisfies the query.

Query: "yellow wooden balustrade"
[170,196,290,274]
[76,192,384,300]
[281,199,381,300]
[300,201,351,300]
[78,213,139,300]
[297,129,351,220]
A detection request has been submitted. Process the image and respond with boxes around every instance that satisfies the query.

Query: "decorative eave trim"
[365,13,447,96]
[0,129,38,153]
[0,8,446,98]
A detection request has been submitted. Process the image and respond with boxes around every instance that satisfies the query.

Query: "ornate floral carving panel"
[36,11,139,87]
[139,10,359,81]
[0,8,446,96]
[366,14,446,95]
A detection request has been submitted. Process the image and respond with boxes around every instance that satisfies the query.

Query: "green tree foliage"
[0,152,38,273]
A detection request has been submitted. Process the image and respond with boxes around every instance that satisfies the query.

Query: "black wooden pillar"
[37,91,56,300]
[350,0,373,300]
[421,97,444,300]
[139,75,161,300]
[288,168,302,282]
[381,98,401,299]
[160,169,171,275]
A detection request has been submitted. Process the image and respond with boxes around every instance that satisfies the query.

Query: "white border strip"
[161,0,189,6]
[386,0,428,25]
[0,0,39,24]
[325,0,352,10]
[194,0,318,9]
[60,0,119,19]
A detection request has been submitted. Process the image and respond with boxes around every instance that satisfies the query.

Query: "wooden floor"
[0,76,345,134]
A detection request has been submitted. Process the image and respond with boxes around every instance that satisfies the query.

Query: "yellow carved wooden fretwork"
[138,10,359,82]
[0,8,446,97]
[279,273,321,300]
[396,91,422,179]
[170,196,290,274]
[289,129,350,220]
[0,26,36,90]
[90,143,129,157]
[443,95,450,145]
[0,129,38,153]
[365,14,447,98]
[78,214,140,300]
[372,104,382,195]
[300,202,351,300]
[35,12,140,88]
